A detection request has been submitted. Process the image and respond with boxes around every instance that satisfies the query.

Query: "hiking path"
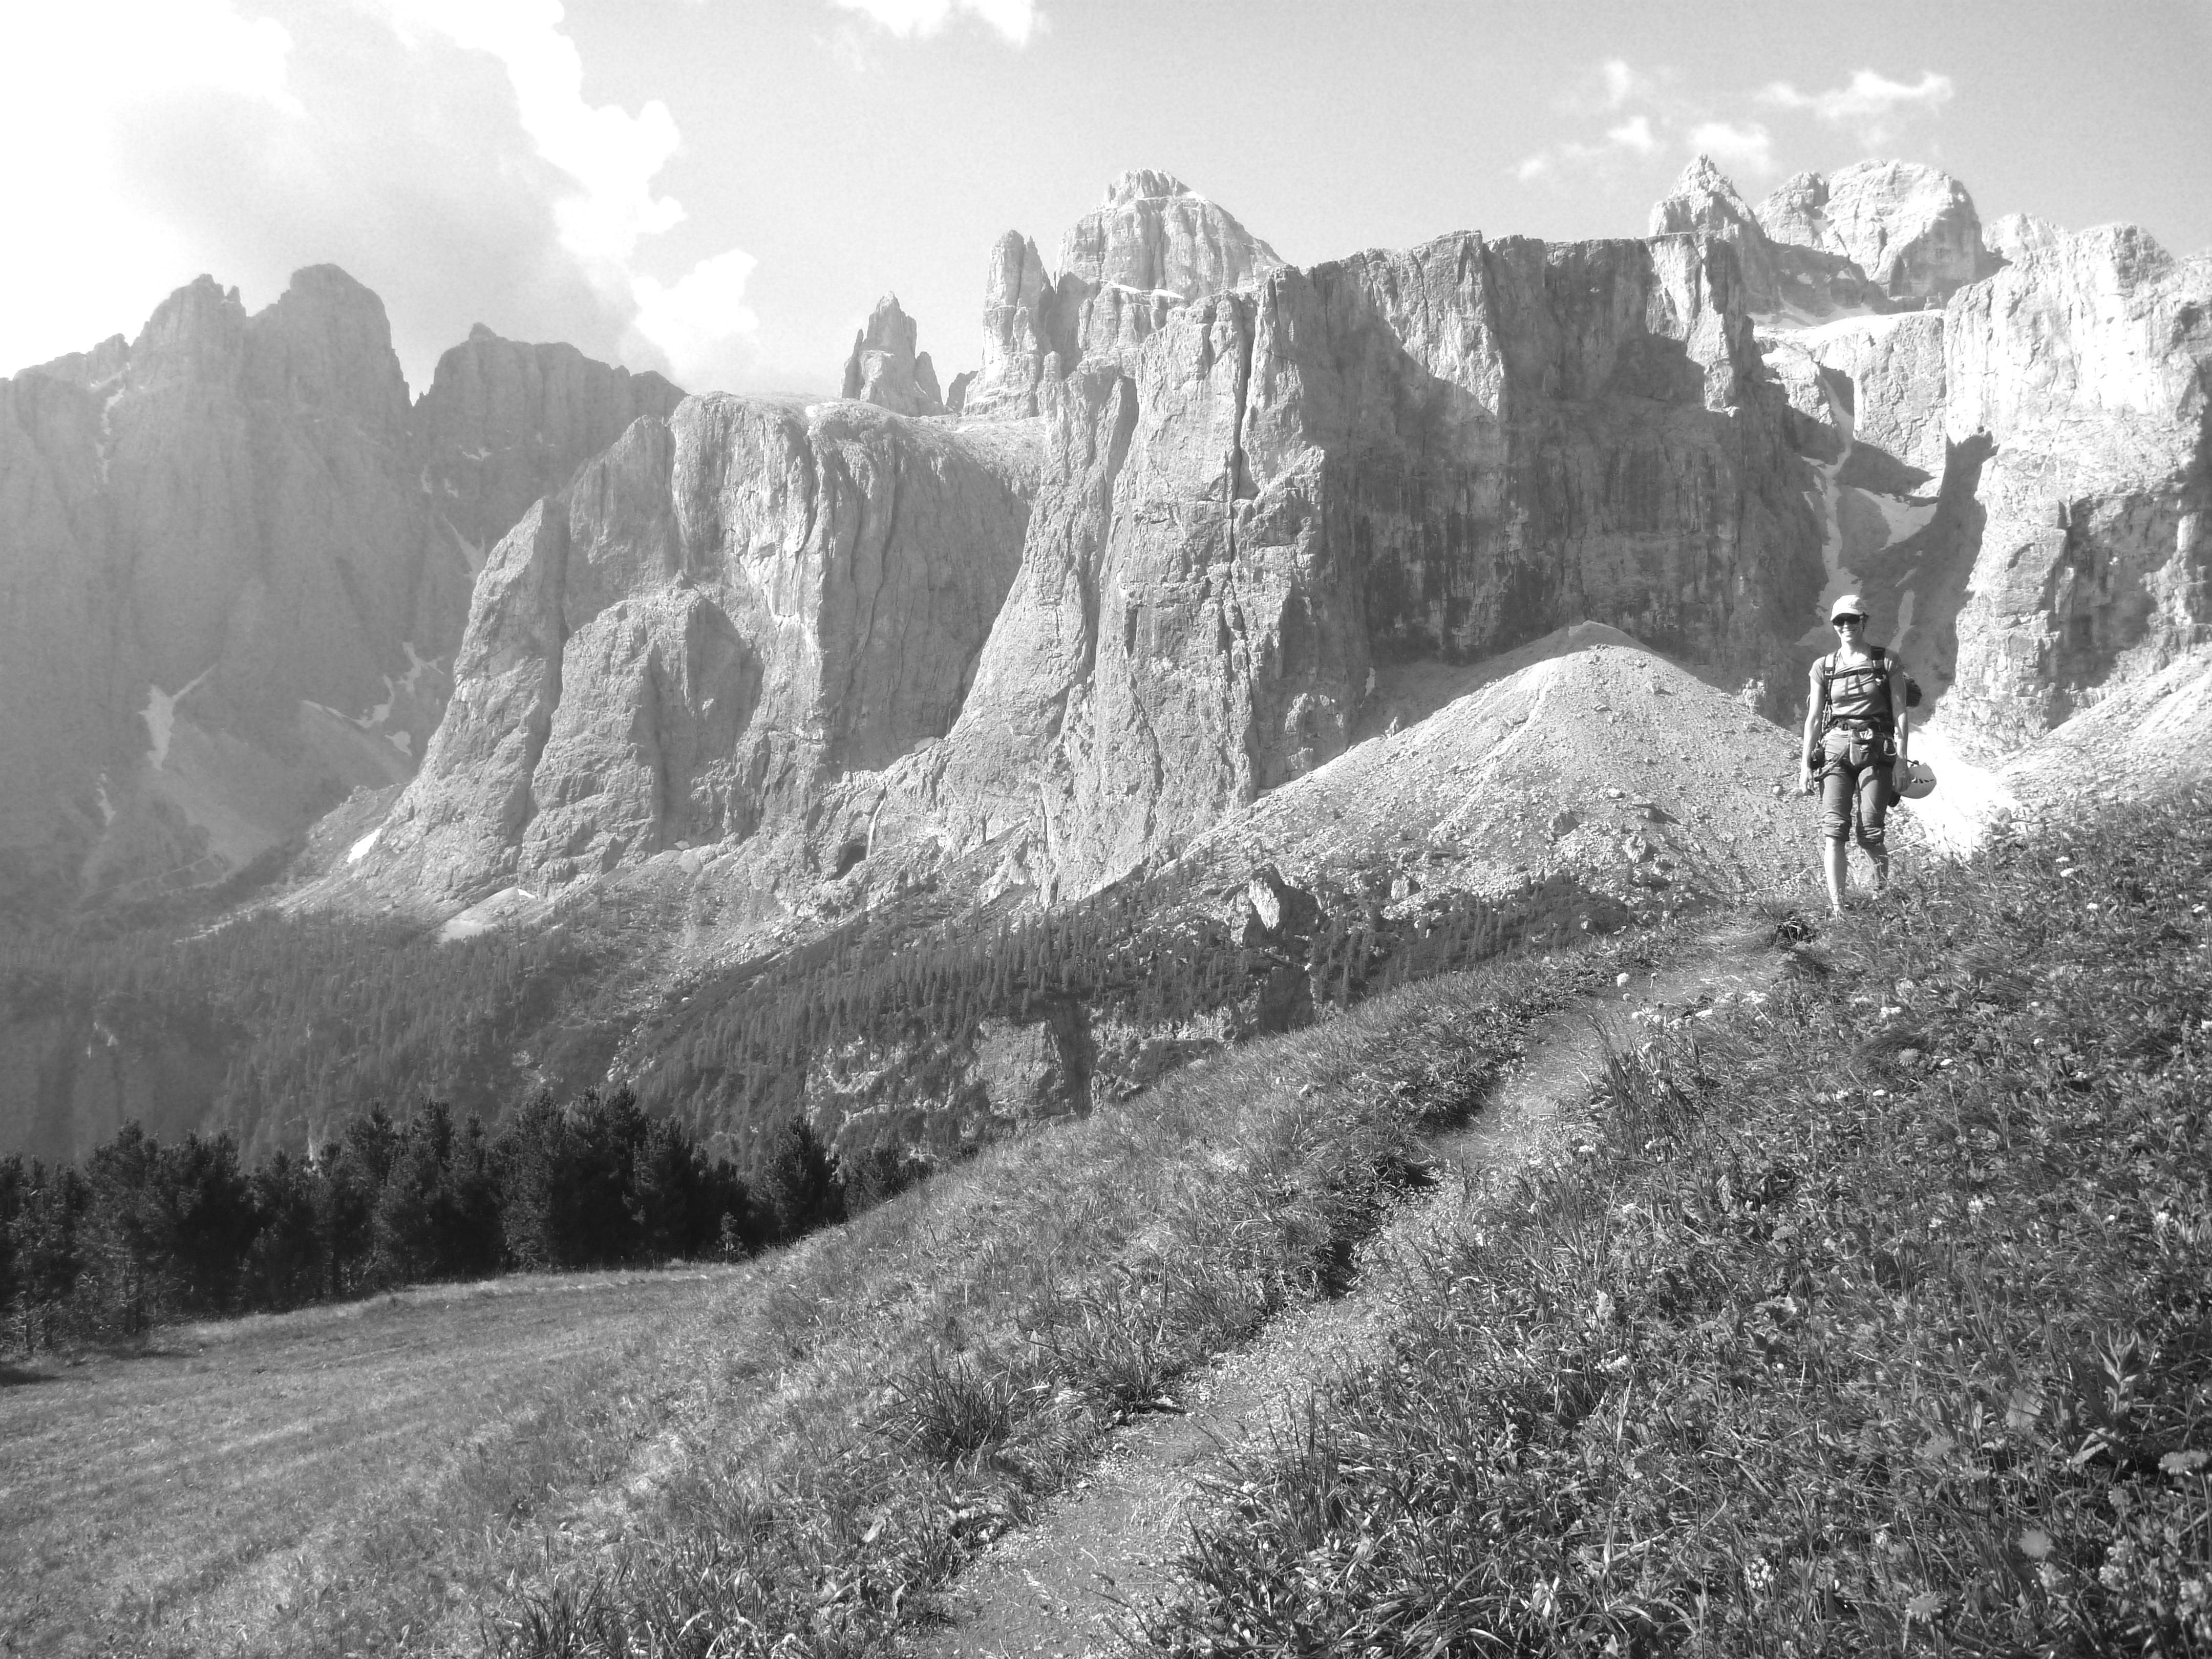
[904,918,1788,1657]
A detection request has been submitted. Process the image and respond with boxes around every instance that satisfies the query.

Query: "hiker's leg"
[1855,761,1890,892]
[1820,755,1853,912]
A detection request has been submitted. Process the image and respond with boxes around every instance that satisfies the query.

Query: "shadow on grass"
[0,1359,60,1387]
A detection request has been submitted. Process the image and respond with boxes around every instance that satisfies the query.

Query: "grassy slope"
[15,792,2202,1656]
[3,924,1642,1654]
[1139,790,2212,1655]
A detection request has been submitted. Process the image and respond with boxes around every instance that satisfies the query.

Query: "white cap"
[1829,593,1867,622]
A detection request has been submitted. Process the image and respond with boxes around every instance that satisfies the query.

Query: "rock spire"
[841,293,945,416]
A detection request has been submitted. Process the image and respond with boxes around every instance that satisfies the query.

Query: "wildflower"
[1968,1196,1988,1217]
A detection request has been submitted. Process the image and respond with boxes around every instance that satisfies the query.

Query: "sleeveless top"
[1822,647,1894,731]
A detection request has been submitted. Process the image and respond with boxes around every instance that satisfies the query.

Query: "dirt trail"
[907,919,1785,1659]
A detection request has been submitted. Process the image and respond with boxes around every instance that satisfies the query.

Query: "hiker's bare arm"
[1889,652,1909,758]
[1799,662,1825,793]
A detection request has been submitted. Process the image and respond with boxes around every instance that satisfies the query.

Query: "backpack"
[1819,645,1922,729]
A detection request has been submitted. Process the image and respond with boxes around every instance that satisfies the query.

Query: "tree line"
[633,864,1605,1157]
[0,1090,850,1353]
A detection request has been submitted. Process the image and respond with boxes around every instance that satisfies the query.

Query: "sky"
[3,0,2207,399]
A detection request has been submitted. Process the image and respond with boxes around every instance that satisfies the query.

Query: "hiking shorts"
[1817,726,1892,853]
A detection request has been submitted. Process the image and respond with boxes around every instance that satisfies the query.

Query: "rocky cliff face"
[1759,162,1997,305]
[1724,151,2210,757]
[0,273,684,917]
[354,397,1036,905]
[1941,226,2210,749]
[347,184,1835,921]
[1650,156,1883,323]
[1652,155,1999,325]
[960,170,1283,420]
[921,229,1822,896]
[328,164,2202,931]
[416,324,685,569]
[841,294,946,417]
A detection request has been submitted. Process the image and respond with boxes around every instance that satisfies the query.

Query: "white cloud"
[1760,69,1955,146]
[630,248,761,384]
[1685,120,1776,179]
[828,0,1041,46]
[0,0,758,390]
[1515,108,1663,184]
[1606,115,1658,155]
[372,0,755,384]
[0,0,307,369]
[1599,58,1658,111]
[379,0,680,269]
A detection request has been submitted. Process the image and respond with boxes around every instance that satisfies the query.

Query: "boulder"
[1238,862,1323,947]
[970,999,1093,1121]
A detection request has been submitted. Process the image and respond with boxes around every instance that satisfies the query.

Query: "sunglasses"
[1832,615,1865,627]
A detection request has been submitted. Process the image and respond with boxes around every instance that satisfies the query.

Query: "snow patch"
[438,886,544,944]
[1870,492,1938,545]
[141,668,214,771]
[347,827,382,865]
[399,642,437,697]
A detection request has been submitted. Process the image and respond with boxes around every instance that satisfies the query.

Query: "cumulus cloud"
[0,0,308,371]
[631,249,761,390]
[828,0,1041,46]
[375,0,757,385]
[1518,57,1953,196]
[1760,68,1955,145]
[0,0,757,394]
[1606,115,1659,156]
[1685,120,1777,179]
[1515,82,1667,183]
[1599,58,1660,111]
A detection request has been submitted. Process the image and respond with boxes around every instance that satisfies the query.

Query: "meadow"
[0,1267,741,1654]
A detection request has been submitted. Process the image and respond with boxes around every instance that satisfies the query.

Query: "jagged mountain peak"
[1650,154,1762,239]
[960,172,1281,420]
[1668,153,1744,201]
[0,265,692,919]
[1102,167,1193,206]
[841,291,944,416]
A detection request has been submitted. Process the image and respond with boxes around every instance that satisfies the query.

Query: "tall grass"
[1139,788,2211,1655]
[469,936,1643,1657]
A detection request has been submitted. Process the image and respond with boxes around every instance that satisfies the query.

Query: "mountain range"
[2,159,2206,1164]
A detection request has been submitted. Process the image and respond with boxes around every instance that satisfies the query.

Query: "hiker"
[1798,594,1910,915]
